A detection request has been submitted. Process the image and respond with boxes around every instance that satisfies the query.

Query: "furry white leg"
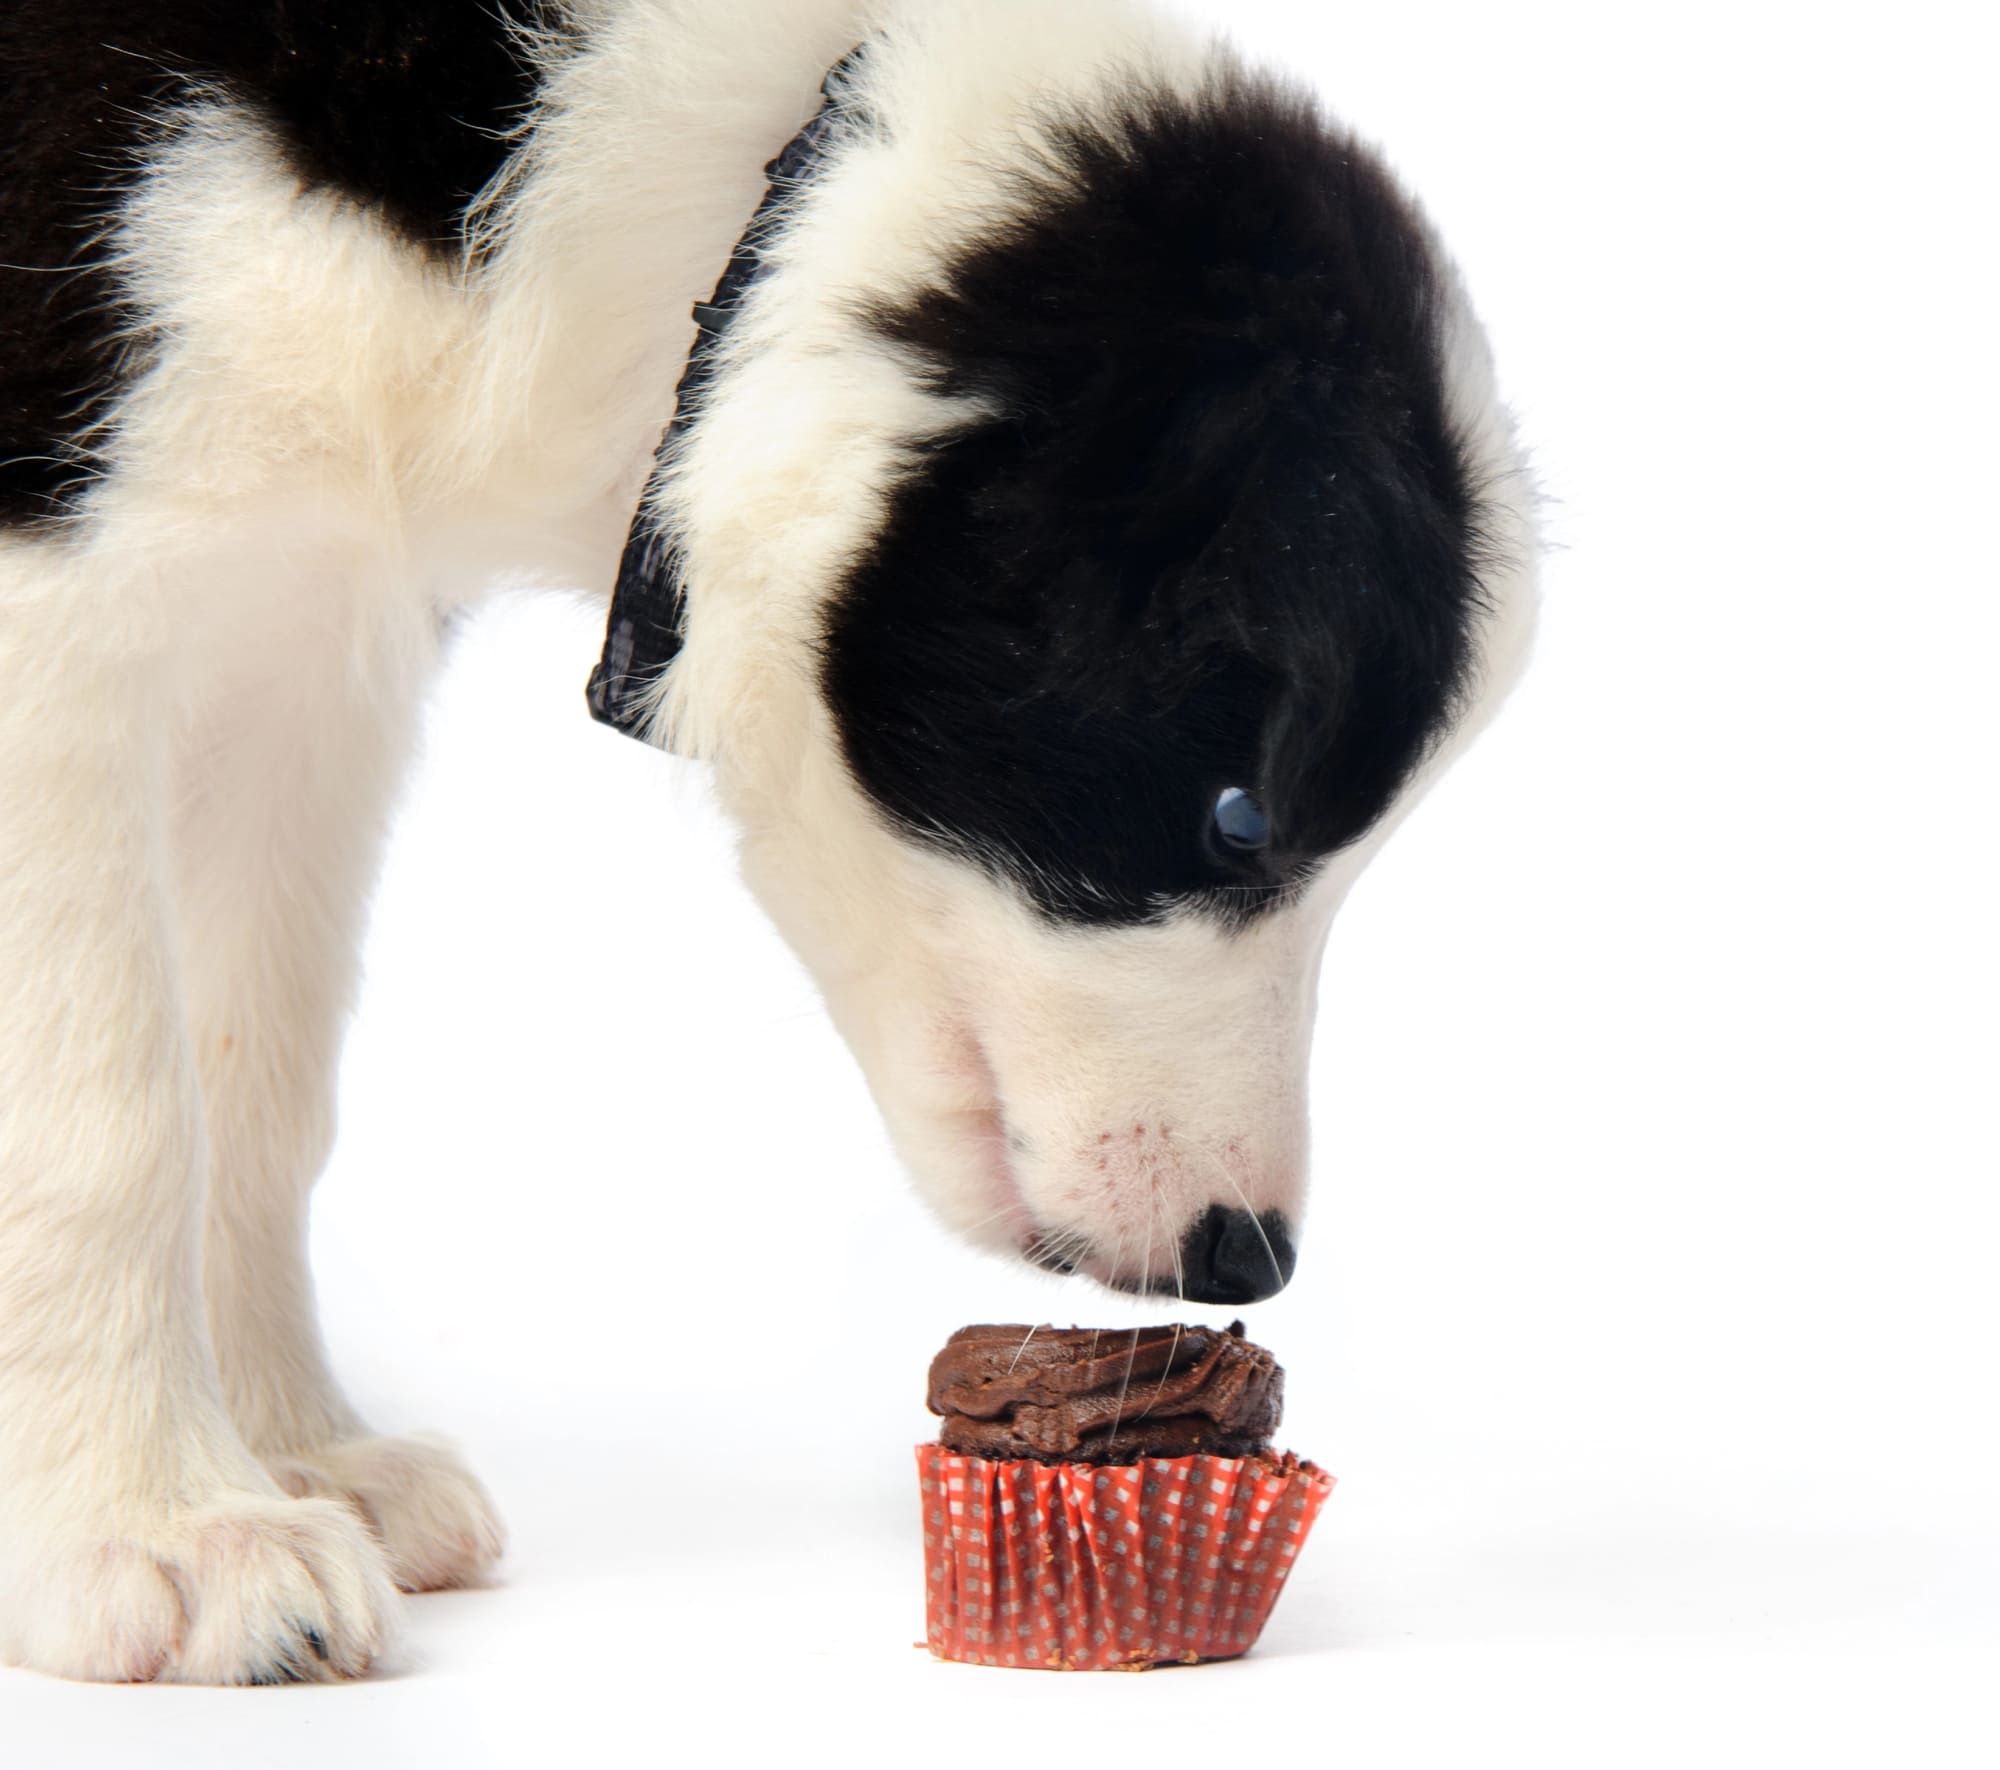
[0,555,394,1682]
[176,595,503,1595]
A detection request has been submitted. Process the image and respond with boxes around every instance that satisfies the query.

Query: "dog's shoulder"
[0,1,547,525]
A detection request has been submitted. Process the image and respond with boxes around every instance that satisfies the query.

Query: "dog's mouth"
[961,1098,1086,1276]
[934,1017,1043,1257]
[1022,1236,1177,1293]
[1017,1215,1181,1293]
[960,1103,1035,1247]
[1022,1233,1079,1277]
[938,1047,1162,1290]
[931,1021,1225,1297]
[942,1058,1077,1280]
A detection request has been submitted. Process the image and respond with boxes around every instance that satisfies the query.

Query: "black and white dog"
[0,0,1533,1683]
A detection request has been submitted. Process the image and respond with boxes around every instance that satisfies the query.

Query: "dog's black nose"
[1178,1206,1296,1304]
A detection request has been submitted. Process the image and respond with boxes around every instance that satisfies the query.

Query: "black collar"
[586,50,867,739]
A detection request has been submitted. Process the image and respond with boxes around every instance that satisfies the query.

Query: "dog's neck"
[457,2,876,560]
[585,49,868,741]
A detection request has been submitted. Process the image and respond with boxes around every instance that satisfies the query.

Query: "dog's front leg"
[0,581,394,1683]
[175,613,503,1597]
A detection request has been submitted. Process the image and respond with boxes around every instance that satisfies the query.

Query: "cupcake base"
[916,1444,1334,1671]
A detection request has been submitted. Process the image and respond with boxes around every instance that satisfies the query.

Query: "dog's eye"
[1211,787,1270,853]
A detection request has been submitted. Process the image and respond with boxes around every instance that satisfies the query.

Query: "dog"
[0,0,1534,1683]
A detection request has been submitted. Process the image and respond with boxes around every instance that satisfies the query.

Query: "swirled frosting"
[927,1322,1283,1463]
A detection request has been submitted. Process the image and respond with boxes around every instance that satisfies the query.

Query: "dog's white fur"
[0,0,1533,1682]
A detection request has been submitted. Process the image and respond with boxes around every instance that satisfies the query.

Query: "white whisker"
[1109,1324,1141,1455]
[953,1200,1028,1241]
[1007,1323,1038,1373]
[1093,1223,1128,1360]
[1136,1183,1185,1421]
[1104,1204,1159,1455]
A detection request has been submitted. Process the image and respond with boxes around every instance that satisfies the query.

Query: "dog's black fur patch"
[0,2,542,525]
[823,75,1489,927]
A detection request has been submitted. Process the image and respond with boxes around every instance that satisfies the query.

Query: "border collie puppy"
[0,0,1533,1682]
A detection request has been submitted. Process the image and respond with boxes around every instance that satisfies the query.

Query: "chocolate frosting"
[927,1322,1283,1464]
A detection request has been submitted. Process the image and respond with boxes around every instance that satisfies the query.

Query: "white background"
[10,0,1996,1763]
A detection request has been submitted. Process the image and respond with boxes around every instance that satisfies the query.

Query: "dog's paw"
[266,1434,504,1593]
[1,1492,395,1684]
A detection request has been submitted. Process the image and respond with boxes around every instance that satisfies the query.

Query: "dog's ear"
[585,490,688,752]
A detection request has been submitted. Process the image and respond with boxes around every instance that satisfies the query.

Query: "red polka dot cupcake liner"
[916,1444,1334,1671]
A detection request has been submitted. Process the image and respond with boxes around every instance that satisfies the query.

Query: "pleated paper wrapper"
[916,1444,1334,1670]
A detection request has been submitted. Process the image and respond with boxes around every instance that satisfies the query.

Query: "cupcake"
[916,1322,1333,1670]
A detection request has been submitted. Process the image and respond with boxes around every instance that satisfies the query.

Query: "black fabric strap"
[586,49,868,738]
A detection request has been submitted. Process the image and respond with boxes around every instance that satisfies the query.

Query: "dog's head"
[633,21,1534,1301]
